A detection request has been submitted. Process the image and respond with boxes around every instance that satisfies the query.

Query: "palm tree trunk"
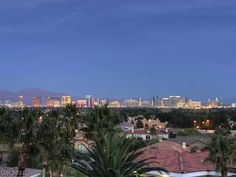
[221,169,228,177]
[42,158,48,177]
[49,169,53,177]
[42,168,46,177]
[17,152,27,177]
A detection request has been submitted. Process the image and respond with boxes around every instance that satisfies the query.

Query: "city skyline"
[0,88,236,108]
[0,88,236,104]
[0,91,232,109]
[0,0,236,99]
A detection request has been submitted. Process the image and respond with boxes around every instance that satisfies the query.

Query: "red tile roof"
[138,141,215,173]
[125,128,168,135]
[125,129,150,135]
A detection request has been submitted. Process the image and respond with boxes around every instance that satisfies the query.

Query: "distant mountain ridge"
[0,89,66,105]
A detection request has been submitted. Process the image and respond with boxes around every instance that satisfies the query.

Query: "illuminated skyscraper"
[152,96,158,107]
[188,100,202,109]
[139,98,142,107]
[47,97,61,107]
[32,96,41,107]
[76,99,87,108]
[153,96,188,108]
[208,97,220,108]
[18,96,24,108]
[61,96,72,107]
[86,95,93,108]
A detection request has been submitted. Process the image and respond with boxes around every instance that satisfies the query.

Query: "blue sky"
[0,0,236,100]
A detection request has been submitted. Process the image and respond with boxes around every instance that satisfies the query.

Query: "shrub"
[190,146,198,153]
[7,148,20,167]
[136,119,144,128]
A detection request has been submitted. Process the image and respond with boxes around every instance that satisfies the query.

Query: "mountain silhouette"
[0,88,66,105]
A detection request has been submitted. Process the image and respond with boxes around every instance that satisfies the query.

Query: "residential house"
[138,141,236,177]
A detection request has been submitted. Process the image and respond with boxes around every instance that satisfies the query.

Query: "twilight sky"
[0,0,236,100]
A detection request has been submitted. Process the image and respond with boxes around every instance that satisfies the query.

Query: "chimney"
[182,142,186,149]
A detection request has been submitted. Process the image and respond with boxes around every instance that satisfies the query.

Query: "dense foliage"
[119,108,236,129]
[205,135,236,177]
[2,106,236,177]
[79,105,123,141]
[0,105,79,177]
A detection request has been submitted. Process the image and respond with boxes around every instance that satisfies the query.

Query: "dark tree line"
[119,108,236,129]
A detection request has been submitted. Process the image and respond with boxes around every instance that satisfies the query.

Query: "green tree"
[80,105,123,140]
[72,133,153,177]
[37,104,79,177]
[0,108,21,148]
[17,108,42,177]
[205,135,236,177]
[144,123,149,130]
[128,137,146,152]
[150,127,156,136]
[136,119,144,129]
[7,148,20,167]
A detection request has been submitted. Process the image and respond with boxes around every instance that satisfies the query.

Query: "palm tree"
[37,105,79,177]
[17,108,42,177]
[72,133,154,177]
[205,135,236,177]
[37,114,57,177]
[0,108,21,148]
[79,105,123,141]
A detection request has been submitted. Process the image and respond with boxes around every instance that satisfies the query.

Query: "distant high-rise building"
[208,97,220,108]
[152,96,159,107]
[123,98,138,107]
[100,99,108,106]
[86,95,93,108]
[231,103,236,108]
[154,96,188,108]
[188,100,202,109]
[32,96,41,107]
[153,97,162,107]
[161,97,169,107]
[139,98,142,107]
[142,100,152,107]
[168,96,187,108]
[47,97,61,107]
[18,96,24,108]
[109,100,121,108]
[76,99,87,108]
[61,96,72,107]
